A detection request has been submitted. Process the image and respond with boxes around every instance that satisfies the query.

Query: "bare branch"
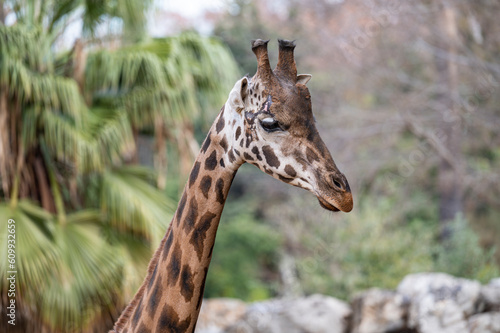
[401,112,458,170]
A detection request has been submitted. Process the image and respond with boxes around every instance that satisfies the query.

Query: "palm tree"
[86,33,239,183]
[3,0,151,42]
[0,1,239,331]
[0,23,172,332]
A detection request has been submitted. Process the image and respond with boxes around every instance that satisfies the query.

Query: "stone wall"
[195,273,500,333]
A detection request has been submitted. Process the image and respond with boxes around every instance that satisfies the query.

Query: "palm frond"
[49,0,82,34]
[0,25,49,70]
[112,0,151,41]
[64,208,102,225]
[107,231,152,301]
[175,32,240,109]
[80,0,109,35]
[82,107,135,171]
[38,213,123,330]
[17,199,53,221]
[100,166,174,243]
[86,33,240,133]
[0,201,60,293]
[39,106,134,172]
[0,202,124,330]
[1,57,84,121]
[86,50,166,93]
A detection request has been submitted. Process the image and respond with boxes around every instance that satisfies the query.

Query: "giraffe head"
[221,39,353,212]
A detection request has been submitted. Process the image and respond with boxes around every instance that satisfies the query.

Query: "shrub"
[204,199,282,301]
[433,215,499,283]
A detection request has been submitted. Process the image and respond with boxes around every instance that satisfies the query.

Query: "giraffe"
[111,39,353,333]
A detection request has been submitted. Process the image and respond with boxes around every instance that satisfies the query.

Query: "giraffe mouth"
[316,191,353,212]
[317,197,340,212]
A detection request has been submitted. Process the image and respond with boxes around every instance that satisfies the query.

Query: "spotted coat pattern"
[112,39,353,333]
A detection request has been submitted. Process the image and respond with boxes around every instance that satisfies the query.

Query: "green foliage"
[0,26,81,119]
[204,199,282,301]
[201,171,498,303]
[295,197,434,300]
[8,0,151,42]
[434,215,500,283]
[87,33,239,143]
[0,15,239,331]
[290,196,500,301]
[0,25,48,69]
[0,202,123,330]
[99,166,174,242]
[210,1,500,307]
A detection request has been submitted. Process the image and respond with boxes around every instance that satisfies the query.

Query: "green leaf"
[100,166,174,242]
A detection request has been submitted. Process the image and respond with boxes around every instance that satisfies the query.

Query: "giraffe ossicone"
[112,38,353,333]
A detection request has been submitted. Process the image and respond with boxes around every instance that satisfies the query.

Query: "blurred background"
[0,0,499,332]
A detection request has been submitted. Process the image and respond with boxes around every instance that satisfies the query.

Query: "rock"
[350,288,410,333]
[286,294,352,333]
[397,273,482,333]
[196,274,500,333]
[415,295,469,333]
[225,294,351,333]
[481,278,500,311]
[468,312,500,333]
[195,298,247,333]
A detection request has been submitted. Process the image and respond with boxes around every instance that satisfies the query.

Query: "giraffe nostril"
[345,179,351,192]
[333,178,342,189]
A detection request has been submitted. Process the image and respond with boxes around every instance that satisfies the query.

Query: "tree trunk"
[183,122,200,159]
[0,88,11,198]
[128,126,139,164]
[72,39,87,94]
[176,130,193,178]
[68,39,86,207]
[0,1,6,25]
[175,121,199,178]
[435,0,464,240]
[33,158,56,213]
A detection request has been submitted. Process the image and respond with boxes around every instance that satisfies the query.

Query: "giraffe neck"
[113,106,242,332]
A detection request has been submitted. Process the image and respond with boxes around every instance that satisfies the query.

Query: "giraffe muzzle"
[316,173,353,212]
[317,191,353,213]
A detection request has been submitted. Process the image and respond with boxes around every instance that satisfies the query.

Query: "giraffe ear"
[228,77,249,113]
[297,74,312,85]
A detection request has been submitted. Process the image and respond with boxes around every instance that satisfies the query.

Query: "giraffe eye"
[260,118,282,132]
